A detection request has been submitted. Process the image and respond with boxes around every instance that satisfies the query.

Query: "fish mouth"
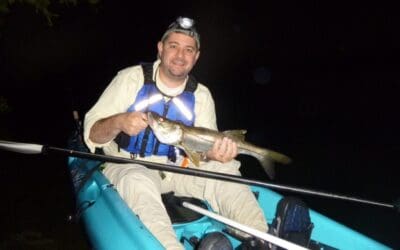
[147,112,164,129]
[147,112,157,129]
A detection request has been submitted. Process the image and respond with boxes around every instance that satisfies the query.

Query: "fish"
[147,112,291,179]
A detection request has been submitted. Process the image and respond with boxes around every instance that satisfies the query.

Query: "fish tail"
[258,155,276,179]
[267,149,292,165]
[256,149,292,179]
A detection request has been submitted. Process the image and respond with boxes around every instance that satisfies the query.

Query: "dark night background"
[0,1,399,249]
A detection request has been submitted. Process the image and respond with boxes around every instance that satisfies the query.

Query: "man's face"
[157,32,200,81]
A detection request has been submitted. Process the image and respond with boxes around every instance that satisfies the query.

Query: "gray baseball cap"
[161,17,200,50]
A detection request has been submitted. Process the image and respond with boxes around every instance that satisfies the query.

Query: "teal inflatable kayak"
[67,155,391,250]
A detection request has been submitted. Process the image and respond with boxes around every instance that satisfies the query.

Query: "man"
[84,17,268,249]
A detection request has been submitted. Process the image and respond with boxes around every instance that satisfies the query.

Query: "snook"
[147,112,291,179]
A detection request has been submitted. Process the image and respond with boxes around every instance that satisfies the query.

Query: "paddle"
[0,140,398,212]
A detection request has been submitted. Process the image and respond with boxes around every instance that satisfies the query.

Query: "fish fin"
[186,150,202,167]
[181,143,201,167]
[222,130,247,141]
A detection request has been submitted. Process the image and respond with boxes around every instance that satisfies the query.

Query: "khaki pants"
[103,160,268,250]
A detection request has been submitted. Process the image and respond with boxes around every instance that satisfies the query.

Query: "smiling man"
[84,17,268,249]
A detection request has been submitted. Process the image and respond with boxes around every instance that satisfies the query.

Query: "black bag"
[270,196,314,249]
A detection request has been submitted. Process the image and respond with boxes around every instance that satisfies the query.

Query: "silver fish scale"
[180,131,214,152]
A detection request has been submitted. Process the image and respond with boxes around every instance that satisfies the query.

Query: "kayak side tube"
[69,157,165,250]
[251,186,391,250]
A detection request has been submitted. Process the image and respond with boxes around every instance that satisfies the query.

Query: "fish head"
[147,112,183,145]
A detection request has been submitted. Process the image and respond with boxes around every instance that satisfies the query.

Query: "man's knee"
[107,165,162,197]
[202,159,241,175]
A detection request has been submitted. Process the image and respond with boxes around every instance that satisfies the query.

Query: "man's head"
[157,17,200,85]
[161,17,200,50]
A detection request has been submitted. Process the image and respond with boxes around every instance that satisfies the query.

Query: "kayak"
[67,155,391,250]
[0,107,393,250]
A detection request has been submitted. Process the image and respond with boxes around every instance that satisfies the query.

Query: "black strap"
[185,75,198,92]
[139,127,151,157]
[141,63,155,84]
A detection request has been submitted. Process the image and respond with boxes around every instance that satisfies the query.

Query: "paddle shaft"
[44,146,395,210]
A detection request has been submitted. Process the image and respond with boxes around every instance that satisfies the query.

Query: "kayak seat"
[162,192,208,224]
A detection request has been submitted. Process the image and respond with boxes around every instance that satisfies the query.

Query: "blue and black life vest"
[115,63,198,158]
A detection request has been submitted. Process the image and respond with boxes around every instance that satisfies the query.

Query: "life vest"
[115,63,198,158]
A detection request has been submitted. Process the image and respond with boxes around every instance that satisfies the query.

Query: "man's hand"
[118,111,148,136]
[206,137,238,163]
[89,111,148,144]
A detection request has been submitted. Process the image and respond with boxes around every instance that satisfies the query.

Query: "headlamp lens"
[177,17,194,29]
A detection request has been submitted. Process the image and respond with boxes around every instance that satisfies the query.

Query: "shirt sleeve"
[83,66,144,152]
[193,83,218,131]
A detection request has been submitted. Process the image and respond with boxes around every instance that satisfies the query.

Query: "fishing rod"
[0,140,398,212]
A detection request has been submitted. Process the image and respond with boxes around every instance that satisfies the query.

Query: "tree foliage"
[0,96,11,114]
[0,0,99,25]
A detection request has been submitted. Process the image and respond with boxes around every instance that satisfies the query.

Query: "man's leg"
[170,160,268,233]
[103,163,183,250]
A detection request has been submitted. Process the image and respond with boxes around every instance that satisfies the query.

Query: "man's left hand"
[206,137,238,163]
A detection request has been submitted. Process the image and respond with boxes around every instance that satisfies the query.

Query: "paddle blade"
[0,140,43,154]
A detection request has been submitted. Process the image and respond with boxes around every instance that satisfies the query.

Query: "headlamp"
[176,17,194,29]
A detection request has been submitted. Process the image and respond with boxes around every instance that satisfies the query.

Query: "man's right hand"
[118,111,148,136]
[89,111,148,144]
